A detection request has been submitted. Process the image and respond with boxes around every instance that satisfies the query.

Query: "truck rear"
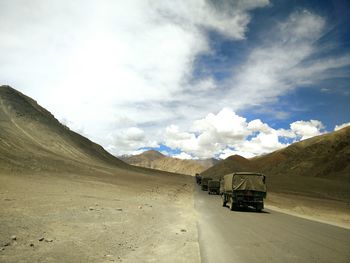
[201,177,212,191]
[208,180,220,195]
[222,172,266,212]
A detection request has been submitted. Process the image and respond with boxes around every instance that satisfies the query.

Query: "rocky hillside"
[254,127,350,180]
[0,85,129,173]
[121,150,217,175]
[200,155,256,179]
[202,127,350,180]
[200,127,350,200]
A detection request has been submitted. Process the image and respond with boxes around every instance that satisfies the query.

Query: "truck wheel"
[230,200,237,211]
[256,204,263,212]
[222,195,227,207]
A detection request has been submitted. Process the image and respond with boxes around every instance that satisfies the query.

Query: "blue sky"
[0,0,349,159]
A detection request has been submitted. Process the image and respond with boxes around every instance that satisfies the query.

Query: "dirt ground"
[0,171,200,263]
[266,192,350,230]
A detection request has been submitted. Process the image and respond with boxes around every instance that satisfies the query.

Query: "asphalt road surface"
[194,186,350,263]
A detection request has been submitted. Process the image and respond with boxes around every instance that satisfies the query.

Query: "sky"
[1,0,349,159]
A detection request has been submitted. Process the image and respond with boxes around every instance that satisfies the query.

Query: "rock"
[30,243,34,247]
[11,235,17,241]
[45,238,53,242]
[4,242,10,247]
[138,206,142,209]
[89,207,94,211]
[38,237,44,242]
[180,229,187,232]
[116,208,123,211]
[0,247,5,251]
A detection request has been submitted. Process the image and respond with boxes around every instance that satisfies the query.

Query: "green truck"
[208,180,220,195]
[195,173,202,185]
[201,177,212,191]
[222,172,266,212]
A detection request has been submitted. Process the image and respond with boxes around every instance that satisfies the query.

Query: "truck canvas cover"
[208,180,220,188]
[224,172,266,192]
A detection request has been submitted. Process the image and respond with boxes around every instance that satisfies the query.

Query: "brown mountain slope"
[200,154,256,179]
[254,126,350,180]
[120,150,165,168]
[0,85,129,173]
[200,127,350,201]
[122,150,212,175]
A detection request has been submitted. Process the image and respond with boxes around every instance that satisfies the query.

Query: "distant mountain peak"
[141,150,165,158]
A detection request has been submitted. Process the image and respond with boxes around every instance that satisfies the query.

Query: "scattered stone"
[89,207,94,211]
[30,243,34,247]
[180,229,187,232]
[11,235,17,241]
[138,206,142,209]
[38,237,44,242]
[45,238,53,242]
[0,247,5,251]
[116,208,123,211]
[4,242,10,247]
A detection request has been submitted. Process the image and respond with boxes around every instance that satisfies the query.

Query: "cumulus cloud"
[334,123,350,131]
[164,108,297,159]
[1,2,349,158]
[172,152,195,160]
[0,0,270,155]
[106,127,159,155]
[290,120,325,140]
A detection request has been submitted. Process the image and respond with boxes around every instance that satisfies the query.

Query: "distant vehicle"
[201,177,212,191]
[195,173,202,185]
[208,180,220,195]
[222,172,266,212]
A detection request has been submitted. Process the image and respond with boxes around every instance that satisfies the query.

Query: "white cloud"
[218,148,255,159]
[172,152,194,160]
[290,120,325,140]
[223,10,350,110]
[0,0,270,155]
[334,122,350,131]
[106,127,159,155]
[1,2,349,158]
[164,108,293,158]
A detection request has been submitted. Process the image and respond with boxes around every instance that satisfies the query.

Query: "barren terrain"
[0,169,200,263]
[1,85,349,262]
[121,150,218,176]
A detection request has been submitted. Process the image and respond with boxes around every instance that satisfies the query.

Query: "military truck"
[222,172,266,212]
[208,180,220,195]
[201,177,212,191]
[195,173,202,185]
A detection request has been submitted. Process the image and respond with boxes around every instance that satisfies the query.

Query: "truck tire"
[222,194,227,207]
[256,203,263,212]
[230,199,237,211]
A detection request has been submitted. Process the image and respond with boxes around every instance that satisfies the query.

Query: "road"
[194,186,350,263]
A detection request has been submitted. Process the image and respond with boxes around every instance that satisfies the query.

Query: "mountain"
[254,127,350,180]
[194,158,221,169]
[121,150,217,175]
[200,154,256,179]
[0,85,130,173]
[200,127,350,200]
[119,150,165,168]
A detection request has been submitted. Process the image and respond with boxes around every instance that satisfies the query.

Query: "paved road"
[194,186,350,263]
